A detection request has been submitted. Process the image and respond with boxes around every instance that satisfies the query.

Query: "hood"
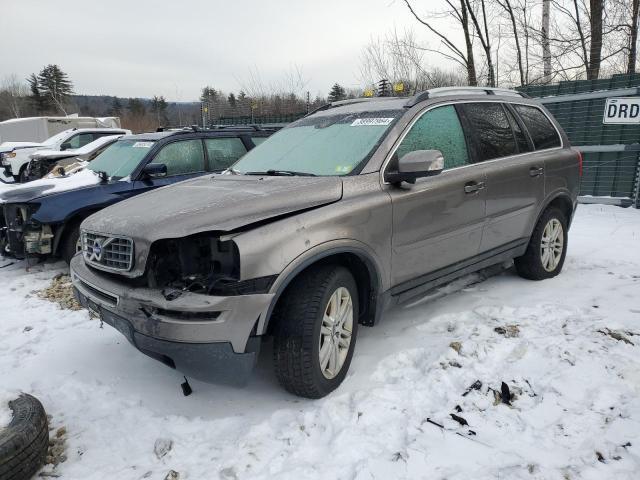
[83,174,343,241]
[29,149,77,160]
[0,169,101,204]
[0,142,43,153]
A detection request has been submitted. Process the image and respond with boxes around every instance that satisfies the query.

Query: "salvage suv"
[71,87,580,398]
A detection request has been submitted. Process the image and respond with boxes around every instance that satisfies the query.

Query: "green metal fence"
[520,74,640,207]
[212,112,307,126]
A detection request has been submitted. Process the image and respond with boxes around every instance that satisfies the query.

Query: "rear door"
[203,137,248,171]
[386,104,487,287]
[459,102,546,253]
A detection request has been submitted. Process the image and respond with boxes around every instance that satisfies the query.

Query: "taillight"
[576,150,583,177]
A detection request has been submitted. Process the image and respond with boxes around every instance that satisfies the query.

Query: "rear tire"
[272,265,359,398]
[515,207,568,280]
[60,222,82,264]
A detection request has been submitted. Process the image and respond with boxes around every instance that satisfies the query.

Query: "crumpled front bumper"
[70,254,276,384]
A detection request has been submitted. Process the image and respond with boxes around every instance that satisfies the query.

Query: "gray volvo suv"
[70,87,580,398]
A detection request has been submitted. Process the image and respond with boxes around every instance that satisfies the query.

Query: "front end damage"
[71,231,277,384]
[1,203,53,258]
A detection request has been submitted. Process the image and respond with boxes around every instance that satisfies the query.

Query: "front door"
[135,138,207,192]
[386,105,487,288]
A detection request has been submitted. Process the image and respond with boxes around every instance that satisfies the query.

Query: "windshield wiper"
[244,169,316,177]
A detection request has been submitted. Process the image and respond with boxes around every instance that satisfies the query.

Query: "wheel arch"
[262,245,386,335]
[538,192,575,228]
[52,209,100,254]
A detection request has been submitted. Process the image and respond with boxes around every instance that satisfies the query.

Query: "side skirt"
[389,239,528,305]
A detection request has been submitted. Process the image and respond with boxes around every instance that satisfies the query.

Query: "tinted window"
[204,138,247,170]
[505,107,531,153]
[251,136,269,146]
[151,139,205,176]
[395,105,469,169]
[514,105,561,150]
[461,103,517,161]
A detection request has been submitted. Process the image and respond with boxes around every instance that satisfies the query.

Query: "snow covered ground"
[1,204,639,479]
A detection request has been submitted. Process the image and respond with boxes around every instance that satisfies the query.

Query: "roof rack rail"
[404,86,530,107]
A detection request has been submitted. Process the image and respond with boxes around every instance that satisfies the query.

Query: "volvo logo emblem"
[87,236,113,262]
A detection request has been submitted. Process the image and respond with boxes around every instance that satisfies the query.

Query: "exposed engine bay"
[145,234,275,298]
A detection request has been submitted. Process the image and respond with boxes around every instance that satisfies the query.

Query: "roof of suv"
[313,87,531,116]
[120,126,275,142]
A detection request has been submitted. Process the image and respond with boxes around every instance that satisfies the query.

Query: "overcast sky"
[0,0,457,102]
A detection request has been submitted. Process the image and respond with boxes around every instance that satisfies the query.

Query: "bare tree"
[542,0,552,82]
[464,0,497,86]
[496,0,526,85]
[626,0,639,73]
[0,74,29,118]
[403,0,478,86]
[359,29,466,92]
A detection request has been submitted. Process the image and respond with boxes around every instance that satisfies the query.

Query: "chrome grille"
[82,231,134,272]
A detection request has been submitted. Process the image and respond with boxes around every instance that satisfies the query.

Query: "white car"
[0,127,130,183]
[25,134,125,181]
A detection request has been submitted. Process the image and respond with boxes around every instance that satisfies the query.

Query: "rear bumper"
[70,254,275,384]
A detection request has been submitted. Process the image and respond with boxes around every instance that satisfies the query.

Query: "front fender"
[255,239,386,334]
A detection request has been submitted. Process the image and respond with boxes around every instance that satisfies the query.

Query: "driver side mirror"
[385,150,444,184]
[142,163,167,178]
[60,142,72,151]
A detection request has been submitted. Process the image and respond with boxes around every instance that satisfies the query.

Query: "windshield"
[88,139,154,179]
[232,110,403,176]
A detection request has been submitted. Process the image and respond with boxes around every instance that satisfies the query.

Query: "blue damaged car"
[0,126,274,263]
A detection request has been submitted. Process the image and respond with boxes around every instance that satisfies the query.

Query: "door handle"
[464,181,485,194]
[529,166,544,177]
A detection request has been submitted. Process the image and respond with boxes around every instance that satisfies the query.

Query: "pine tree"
[36,64,74,113]
[328,83,346,102]
[109,97,123,116]
[150,95,168,125]
[27,73,46,113]
[127,98,146,117]
[227,93,237,109]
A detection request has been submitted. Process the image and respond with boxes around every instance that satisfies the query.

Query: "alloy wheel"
[318,287,353,379]
[540,218,564,272]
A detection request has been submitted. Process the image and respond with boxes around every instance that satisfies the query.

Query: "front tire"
[60,222,82,264]
[515,207,568,280]
[272,265,359,398]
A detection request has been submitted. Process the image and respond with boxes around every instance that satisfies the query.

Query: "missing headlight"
[146,234,241,295]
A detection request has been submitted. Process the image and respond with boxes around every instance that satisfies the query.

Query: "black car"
[0,126,274,263]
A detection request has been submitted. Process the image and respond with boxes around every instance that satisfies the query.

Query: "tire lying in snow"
[0,394,49,480]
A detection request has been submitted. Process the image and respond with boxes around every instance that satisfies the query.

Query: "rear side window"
[395,105,469,169]
[151,139,205,176]
[504,107,532,153]
[204,138,247,170]
[514,105,561,150]
[461,103,517,161]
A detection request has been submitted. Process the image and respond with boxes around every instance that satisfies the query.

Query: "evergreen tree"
[27,73,46,113]
[127,98,146,117]
[36,64,74,113]
[150,95,168,124]
[328,83,346,102]
[227,93,237,109]
[109,97,123,116]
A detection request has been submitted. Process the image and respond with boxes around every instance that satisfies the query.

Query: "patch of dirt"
[37,274,81,311]
[494,325,520,338]
[597,328,634,346]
